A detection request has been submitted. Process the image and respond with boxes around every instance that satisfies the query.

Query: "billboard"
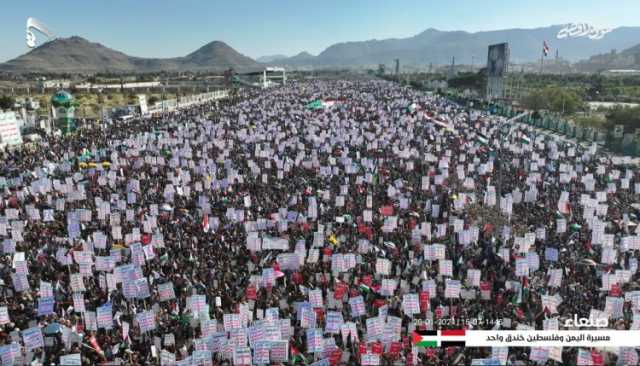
[487,43,509,77]
[486,43,509,100]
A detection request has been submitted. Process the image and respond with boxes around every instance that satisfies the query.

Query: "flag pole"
[539,51,544,74]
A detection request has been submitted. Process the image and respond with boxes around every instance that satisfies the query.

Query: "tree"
[522,91,547,111]
[127,94,138,105]
[546,87,583,115]
[521,87,584,116]
[586,75,604,100]
[605,106,640,132]
[448,72,487,93]
[0,95,15,110]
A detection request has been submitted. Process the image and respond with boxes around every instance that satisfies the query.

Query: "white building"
[74,81,161,91]
[37,78,71,90]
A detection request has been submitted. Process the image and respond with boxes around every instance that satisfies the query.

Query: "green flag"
[306,100,323,110]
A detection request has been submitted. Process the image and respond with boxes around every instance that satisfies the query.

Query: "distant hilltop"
[0,36,262,74]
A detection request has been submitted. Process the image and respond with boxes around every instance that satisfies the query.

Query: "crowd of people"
[0,80,638,365]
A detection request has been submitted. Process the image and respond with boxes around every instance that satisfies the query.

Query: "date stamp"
[425,317,503,327]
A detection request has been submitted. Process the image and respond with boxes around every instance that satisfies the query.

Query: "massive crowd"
[0,80,638,365]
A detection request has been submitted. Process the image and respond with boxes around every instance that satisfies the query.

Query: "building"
[74,81,162,91]
[603,69,640,76]
[37,78,71,90]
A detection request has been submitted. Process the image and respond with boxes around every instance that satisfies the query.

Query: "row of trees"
[438,71,639,134]
[521,87,584,116]
[522,87,640,133]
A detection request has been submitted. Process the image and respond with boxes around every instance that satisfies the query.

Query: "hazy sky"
[1,0,638,62]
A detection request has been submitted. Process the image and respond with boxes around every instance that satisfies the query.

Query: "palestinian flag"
[412,329,466,348]
[290,344,308,365]
[359,283,371,293]
[521,134,531,144]
[306,100,323,110]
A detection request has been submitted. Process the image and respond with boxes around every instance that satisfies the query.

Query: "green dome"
[51,90,74,107]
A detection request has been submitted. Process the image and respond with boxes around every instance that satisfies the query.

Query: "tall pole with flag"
[540,41,550,74]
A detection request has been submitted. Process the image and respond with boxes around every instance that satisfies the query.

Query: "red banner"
[379,205,394,216]
[419,291,430,312]
[371,342,383,354]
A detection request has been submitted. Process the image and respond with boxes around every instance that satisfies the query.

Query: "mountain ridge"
[276,24,640,68]
[577,42,640,72]
[0,36,262,74]
[256,54,288,63]
[3,24,640,73]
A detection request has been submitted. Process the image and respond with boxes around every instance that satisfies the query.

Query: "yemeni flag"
[202,214,209,232]
[543,41,550,57]
[412,329,466,348]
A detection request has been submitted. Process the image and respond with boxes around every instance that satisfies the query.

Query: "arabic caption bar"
[412,330,640,348]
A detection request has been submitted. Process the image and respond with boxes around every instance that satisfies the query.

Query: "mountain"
[181,41,261,71]
[0,36,262,74]
[277,25,640,68]
[577,43,640,72]
[269,52,315,67]
[0,36,142,73]
[256,54,288,63]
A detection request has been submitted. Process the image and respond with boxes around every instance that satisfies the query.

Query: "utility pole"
[448,56,455,80]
